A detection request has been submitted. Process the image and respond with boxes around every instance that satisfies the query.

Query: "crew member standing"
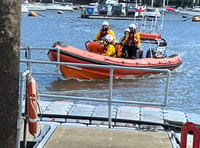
[120,28,130,58]
[94,21,116,43]
[123,24,141,59]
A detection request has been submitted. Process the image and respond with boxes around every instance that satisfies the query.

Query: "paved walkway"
[44,126,171,148]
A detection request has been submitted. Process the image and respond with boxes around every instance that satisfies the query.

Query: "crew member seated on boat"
[120,28,130,58]
[123,24,141,59]
[102,34,116,57]
[94,21,116,43]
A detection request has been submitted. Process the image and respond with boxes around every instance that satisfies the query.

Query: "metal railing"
[20,46,171,124]
[18,46,171,147]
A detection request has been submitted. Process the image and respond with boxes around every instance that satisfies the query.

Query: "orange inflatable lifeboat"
[48,41,182,79]
[27,76,38,137]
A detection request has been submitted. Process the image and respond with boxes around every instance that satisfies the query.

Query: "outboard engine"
[146,39,167,58]
[98,4,108,15]
[112,5,122,15]
[126,3,136,16]
[155,39,167,57]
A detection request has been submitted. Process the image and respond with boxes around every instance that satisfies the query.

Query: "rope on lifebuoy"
[27,76,39,137]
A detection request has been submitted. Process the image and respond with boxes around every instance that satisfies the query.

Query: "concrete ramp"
[44,126,171,148]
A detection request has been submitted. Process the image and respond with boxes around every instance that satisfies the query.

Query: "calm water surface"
[21,11,200,114]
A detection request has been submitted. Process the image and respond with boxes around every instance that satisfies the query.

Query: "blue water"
[21,10,200,114]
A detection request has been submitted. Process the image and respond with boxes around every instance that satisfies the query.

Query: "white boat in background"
[66,3,80,10]
[81,2,146,19]
[193,6,200,12]
[21,4,29,13]
[179,9,200,16]
[144,7,161,18]
[22,0,46,11]
[44,3,74,11]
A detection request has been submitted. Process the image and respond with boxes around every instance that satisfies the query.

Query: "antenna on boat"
[160,0,166,35]
[133,0,138,24]
[151,0,154,8]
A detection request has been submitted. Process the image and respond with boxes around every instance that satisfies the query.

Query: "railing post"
[108,67,114,128]
[56,47,61,74]
[27,47,32,73]
[16,72,26,148]
[16,70,30,148]
[164,70,170,106]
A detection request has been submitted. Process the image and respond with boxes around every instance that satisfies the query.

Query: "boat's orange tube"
[139,32,161,40]
[48,43,182,79]
[86,41,105,54]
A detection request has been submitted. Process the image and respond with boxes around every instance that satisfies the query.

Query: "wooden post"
[0,0,21,147]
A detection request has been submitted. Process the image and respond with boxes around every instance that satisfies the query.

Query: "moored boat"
[44,3,74,11]
[48,39,182,79]
[144,7,161,18]
[21,4,29,13]
[22,2,46,11]
[81,1,146,20]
